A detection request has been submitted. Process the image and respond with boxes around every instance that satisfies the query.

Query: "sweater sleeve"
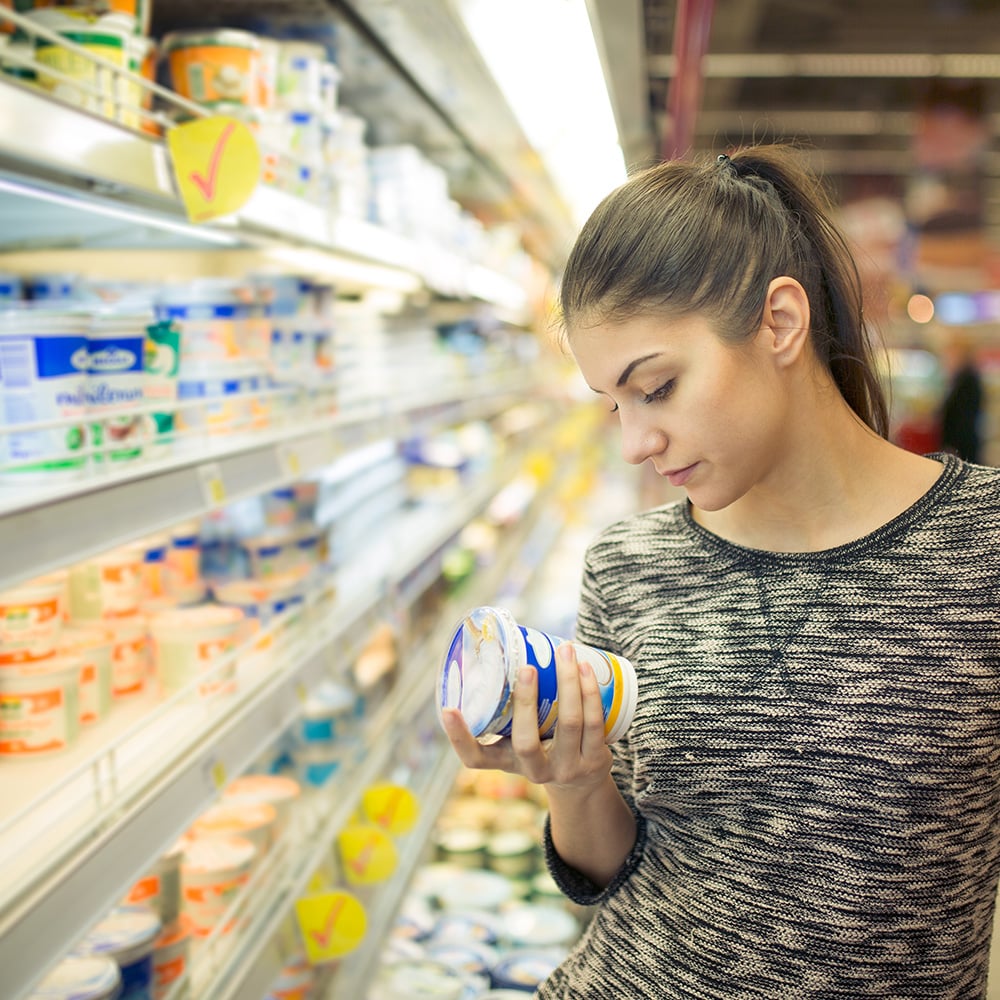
[541,534,647,904]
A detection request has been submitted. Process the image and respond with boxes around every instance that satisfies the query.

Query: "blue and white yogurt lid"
[72,904,161,969]
[26,955,121,1000]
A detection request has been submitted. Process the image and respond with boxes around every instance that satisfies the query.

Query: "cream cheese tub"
[72,904,161,1000]
[125,841,184,927]
[109,614,149,697]
[62,624,114,725]
[68,546,145,621]
[149,604,244,698]
[151,917,191,1000]
[0,307,88,479]
[26,954,121,1000]
[180,833,256,937]
[190,799,277,857]
[438,606,637,744]
[0,656,80,755]
[0,573,66,665]
[222,773,301,836]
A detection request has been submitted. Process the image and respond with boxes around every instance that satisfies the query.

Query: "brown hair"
[559,144,889,437]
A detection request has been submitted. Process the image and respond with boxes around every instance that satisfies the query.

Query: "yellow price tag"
[198,462,226,507]
[361,783,419,836]
[210,760,227,790]
[337,824,397,885]
[294,890,367,965]
[167,115,261,223]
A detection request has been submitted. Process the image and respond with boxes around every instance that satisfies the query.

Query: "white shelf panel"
[0,81,528,312]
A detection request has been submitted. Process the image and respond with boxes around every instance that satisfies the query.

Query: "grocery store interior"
[2,0,1000,998]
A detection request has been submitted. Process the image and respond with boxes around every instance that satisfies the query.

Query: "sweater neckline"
[678,452,965,566]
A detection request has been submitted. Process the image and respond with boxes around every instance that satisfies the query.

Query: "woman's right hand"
[440,642,613,794]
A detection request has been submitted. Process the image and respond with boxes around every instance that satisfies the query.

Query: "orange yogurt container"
[0,572,66,665]
[162,28,262,107]
[0,655,80,755]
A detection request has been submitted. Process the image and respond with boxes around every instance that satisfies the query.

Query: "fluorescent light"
[0,176,241,246]
[459,0,627,227]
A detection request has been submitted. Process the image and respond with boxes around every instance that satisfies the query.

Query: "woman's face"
[569,311,790,512]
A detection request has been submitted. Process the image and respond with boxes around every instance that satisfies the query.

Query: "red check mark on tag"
[310,896,346,950]
[189,121,236,201]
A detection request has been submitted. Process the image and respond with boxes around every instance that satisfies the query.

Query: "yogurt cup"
[109,613,149,697]
[72,904,161,1000]
[189,799,277,857]
[26,954,121,1000]
[174,361,269,436]
[371,960,467,1000]
[490,950,564,993]
[211,567,309,624]
[0,573,66,665]
[180,834,256,937]
[437,606,637,744]
[265,956,315,1000]
[222,773,300,837]
[124,841,184,927]
[301,679,356,742]
[149,604,244,698]
[142,319,180,454]
[68,546,145,621]
[156,284,244,366]
[86,310,147,463]
[151,917,191,1000]
[61,624,114,725]
[275,40,326,110]
[0,306,89,479]
[167,521,201,588]
[500,903,579,950]
[0,656,80,755]
[162,29,262,107]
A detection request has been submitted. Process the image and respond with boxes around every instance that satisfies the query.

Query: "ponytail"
[560,144,889,437]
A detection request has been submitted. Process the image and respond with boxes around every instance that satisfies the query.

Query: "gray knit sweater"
[540,454,1000,999]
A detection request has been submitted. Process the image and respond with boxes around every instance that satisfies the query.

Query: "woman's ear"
[760,276,811,367]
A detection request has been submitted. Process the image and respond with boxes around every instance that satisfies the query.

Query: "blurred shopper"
[940,332,984,462]
[443,144,1000,998]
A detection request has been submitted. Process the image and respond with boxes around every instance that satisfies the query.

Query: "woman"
[441,144,1000,998]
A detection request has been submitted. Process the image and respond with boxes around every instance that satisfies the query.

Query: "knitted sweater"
[539,454,1000,999]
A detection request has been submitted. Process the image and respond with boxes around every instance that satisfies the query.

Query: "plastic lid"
[26,955,121,1000]
[73,905,161,969]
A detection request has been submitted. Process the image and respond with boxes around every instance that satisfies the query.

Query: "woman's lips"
[665,463,697,487]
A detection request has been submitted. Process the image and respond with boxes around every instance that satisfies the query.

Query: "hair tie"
[716,153,730,165]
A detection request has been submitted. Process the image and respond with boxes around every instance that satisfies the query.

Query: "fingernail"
[518,667,534,685]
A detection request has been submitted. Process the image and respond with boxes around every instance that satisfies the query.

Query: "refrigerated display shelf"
[1,415,566,1000]
[0,79,528,312]
[200,437,572,1000]
[0,375,526,592]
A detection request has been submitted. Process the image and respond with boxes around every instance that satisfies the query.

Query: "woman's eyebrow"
[617,353,663,387]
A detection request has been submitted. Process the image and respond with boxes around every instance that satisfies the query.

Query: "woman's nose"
[619,412,666,465]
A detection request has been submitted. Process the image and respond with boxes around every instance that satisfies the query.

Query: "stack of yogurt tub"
[23,0,155,132]
[371,771,586,999]
[155,279,275,445]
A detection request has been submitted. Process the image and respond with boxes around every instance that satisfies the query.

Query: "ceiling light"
[458,0,627,228]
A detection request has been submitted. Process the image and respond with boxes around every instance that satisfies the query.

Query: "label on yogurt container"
[87,323,146,462]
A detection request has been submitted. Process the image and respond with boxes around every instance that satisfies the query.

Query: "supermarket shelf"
[204,441,568,1000]
[0,80,528,311]
[0,427,553,1000]
[0,377,525,592]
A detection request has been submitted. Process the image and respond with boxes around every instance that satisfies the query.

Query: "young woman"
[441,144,1000,998]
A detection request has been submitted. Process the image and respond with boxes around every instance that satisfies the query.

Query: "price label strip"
[361,783,419,836]
[294,890,367,965]
[167,115,261,223]
[337,824,398,885]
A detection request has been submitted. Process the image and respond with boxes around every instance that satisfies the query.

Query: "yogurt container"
[142,319,180,454]
[155,284,243,366]
[211,567,309,625]
[124,841,184,927]
[30,9,132,119]
[72,904,161,1000]
[86,310,147,463]
[68,546,145,621]
[438,607,637,744]
[180,834,256,937]
[109,613,149,697]
[174,361,269,436]
[301,679,356,742]
[0,573,66,665]
[0,306,89,479]
[167,522,200,589]
[26,954,121,1000]
[62,624,114,725]
[162,29,262,107]
[275,40,326,110]
[500,904,579,951]
[371,959,467,1000]
[265,956,315,1000]
[148,604,244,698]
[490,950,564,993]
[151,917,191,1000]
[0,656,80,755]
[222,773,300,836]
[190,799,277,857]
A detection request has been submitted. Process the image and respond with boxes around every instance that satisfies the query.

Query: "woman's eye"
[641,379,675,404]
